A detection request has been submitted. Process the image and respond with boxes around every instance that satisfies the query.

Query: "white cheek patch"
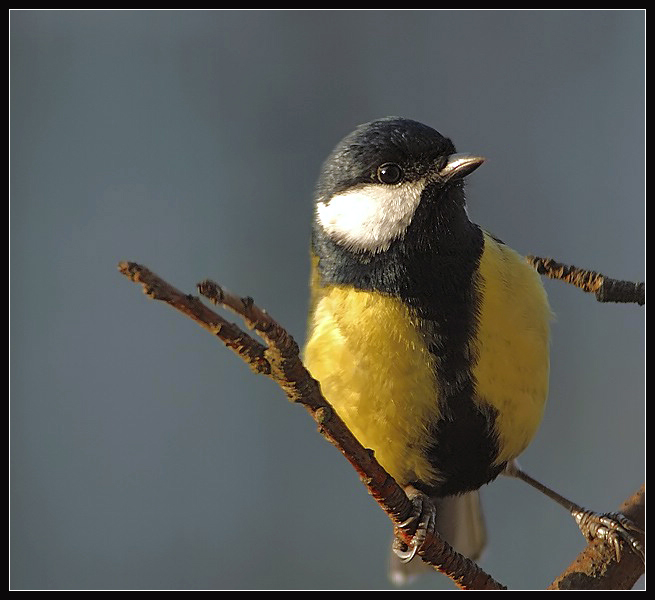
[316,181,426,253]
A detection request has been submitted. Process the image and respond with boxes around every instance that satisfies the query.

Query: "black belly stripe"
[418,381,504,497]
[313,185,502,496]
[410,263,503,497]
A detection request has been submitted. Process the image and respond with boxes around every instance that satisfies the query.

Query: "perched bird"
[303,117,643,581]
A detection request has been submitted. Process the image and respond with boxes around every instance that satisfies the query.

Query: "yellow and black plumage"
[303,117,552,576]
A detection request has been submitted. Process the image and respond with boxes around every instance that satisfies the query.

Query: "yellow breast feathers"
[304,232,551,488]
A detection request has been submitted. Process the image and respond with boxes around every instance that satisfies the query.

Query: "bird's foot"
[392,486,437,564]
[572,509,644,563]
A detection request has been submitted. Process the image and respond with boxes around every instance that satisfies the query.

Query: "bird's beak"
[438,153,485,182]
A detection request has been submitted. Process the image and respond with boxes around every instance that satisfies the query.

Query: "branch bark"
[526,256,645,305]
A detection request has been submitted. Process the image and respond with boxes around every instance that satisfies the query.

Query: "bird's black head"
[313,117,484,255]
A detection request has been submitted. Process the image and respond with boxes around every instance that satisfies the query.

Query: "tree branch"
[526,256,645,305]
[118,261,505,590]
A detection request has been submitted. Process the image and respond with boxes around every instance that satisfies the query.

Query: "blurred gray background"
[10,10,644,590]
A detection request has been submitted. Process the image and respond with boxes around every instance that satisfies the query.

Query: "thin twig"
[118,261,505,590]
[117,262,270,375]
[526,256,645,305]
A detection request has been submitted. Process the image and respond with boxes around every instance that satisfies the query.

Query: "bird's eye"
[376,163,402,184]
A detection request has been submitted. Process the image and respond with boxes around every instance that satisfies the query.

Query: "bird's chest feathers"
[304,287,442,486]
[304,233,551,491]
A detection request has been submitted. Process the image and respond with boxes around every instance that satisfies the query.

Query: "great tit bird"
[303,117,643,581]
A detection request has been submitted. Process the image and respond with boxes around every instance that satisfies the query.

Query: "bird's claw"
[392,488,437,564]
[572,509,645,563]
